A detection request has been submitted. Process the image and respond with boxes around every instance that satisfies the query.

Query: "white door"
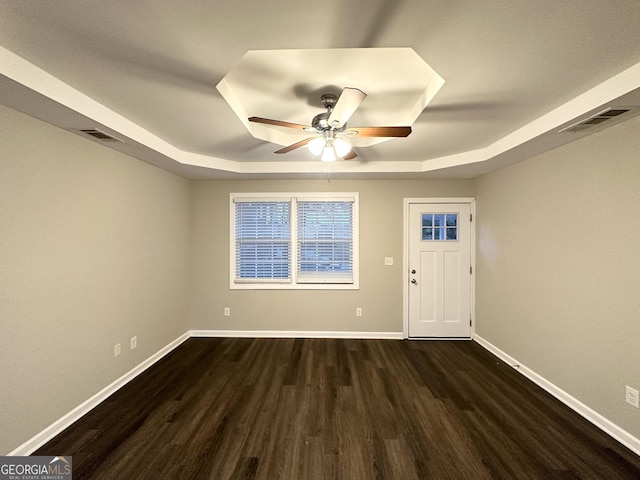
[408,202,472,338]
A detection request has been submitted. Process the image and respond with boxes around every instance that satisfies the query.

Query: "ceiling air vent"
[80,128,124,142]
[558,107,634,133]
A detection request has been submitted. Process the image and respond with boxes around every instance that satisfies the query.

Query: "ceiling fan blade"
[347,126,412,137]
[249,117,310,130]
[274,137,314,154]
[328,87,367,127]
[342,149,358,160]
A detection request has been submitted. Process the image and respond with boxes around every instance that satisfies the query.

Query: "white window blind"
[234,201,291,282]
[297,200,354,283]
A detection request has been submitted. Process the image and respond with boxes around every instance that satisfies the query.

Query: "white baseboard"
[474,334,640,457]
[9,332,190,456]
[189,329,404,340]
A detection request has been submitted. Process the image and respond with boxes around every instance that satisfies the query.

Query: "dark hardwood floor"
[35,338,640,479]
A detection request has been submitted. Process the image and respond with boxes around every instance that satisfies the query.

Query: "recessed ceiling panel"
[217,48,444,148]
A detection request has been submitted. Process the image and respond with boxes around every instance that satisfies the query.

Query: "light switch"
[384,257,394,266]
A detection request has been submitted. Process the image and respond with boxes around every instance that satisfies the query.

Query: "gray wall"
[0,105,192,454]
[188,179,474,333]
[475,114,640,440]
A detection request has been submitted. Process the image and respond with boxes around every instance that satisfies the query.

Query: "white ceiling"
[1,0,640,179]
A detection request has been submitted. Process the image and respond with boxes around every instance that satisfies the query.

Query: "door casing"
[403,198,476,339]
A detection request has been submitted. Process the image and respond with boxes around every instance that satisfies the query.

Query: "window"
[422,213,458,241]
[231,193,359,289]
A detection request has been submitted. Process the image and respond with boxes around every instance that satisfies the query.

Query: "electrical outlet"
[384,257,394,266]
[224,307,231,317]
[356,307,363,317]
[130,336,137,350]
[626,386,639,408]
[114,343,121,357]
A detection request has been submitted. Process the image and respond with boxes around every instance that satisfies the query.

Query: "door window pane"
[422,213,458,241]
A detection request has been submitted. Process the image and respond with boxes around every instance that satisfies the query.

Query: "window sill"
[230,282,360,290]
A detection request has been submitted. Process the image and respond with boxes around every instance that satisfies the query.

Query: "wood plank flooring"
[35,338,640,479]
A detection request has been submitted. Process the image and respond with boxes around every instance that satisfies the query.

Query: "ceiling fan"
[248,87,412,162]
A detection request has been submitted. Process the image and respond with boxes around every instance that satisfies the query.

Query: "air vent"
[79,128,124,142]
[558,107,634,133]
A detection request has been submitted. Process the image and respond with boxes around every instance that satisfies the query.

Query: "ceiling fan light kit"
[307,109,354,160]
[321,144,336,162]
[333,138,352,157]
[308,137,325,155]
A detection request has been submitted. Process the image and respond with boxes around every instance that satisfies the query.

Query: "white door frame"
[403,198,476,339]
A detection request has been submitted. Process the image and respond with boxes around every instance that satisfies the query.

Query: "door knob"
[411,279,417,285]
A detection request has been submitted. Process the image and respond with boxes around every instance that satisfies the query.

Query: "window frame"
[230,192,359,290]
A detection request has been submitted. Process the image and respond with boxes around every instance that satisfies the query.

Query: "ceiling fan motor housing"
[312,94,339,131]
[312,112,331,131]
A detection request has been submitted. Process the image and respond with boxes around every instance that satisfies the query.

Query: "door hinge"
[470,266,473,274]
[470,213,473,222]
[470,318,473,327]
